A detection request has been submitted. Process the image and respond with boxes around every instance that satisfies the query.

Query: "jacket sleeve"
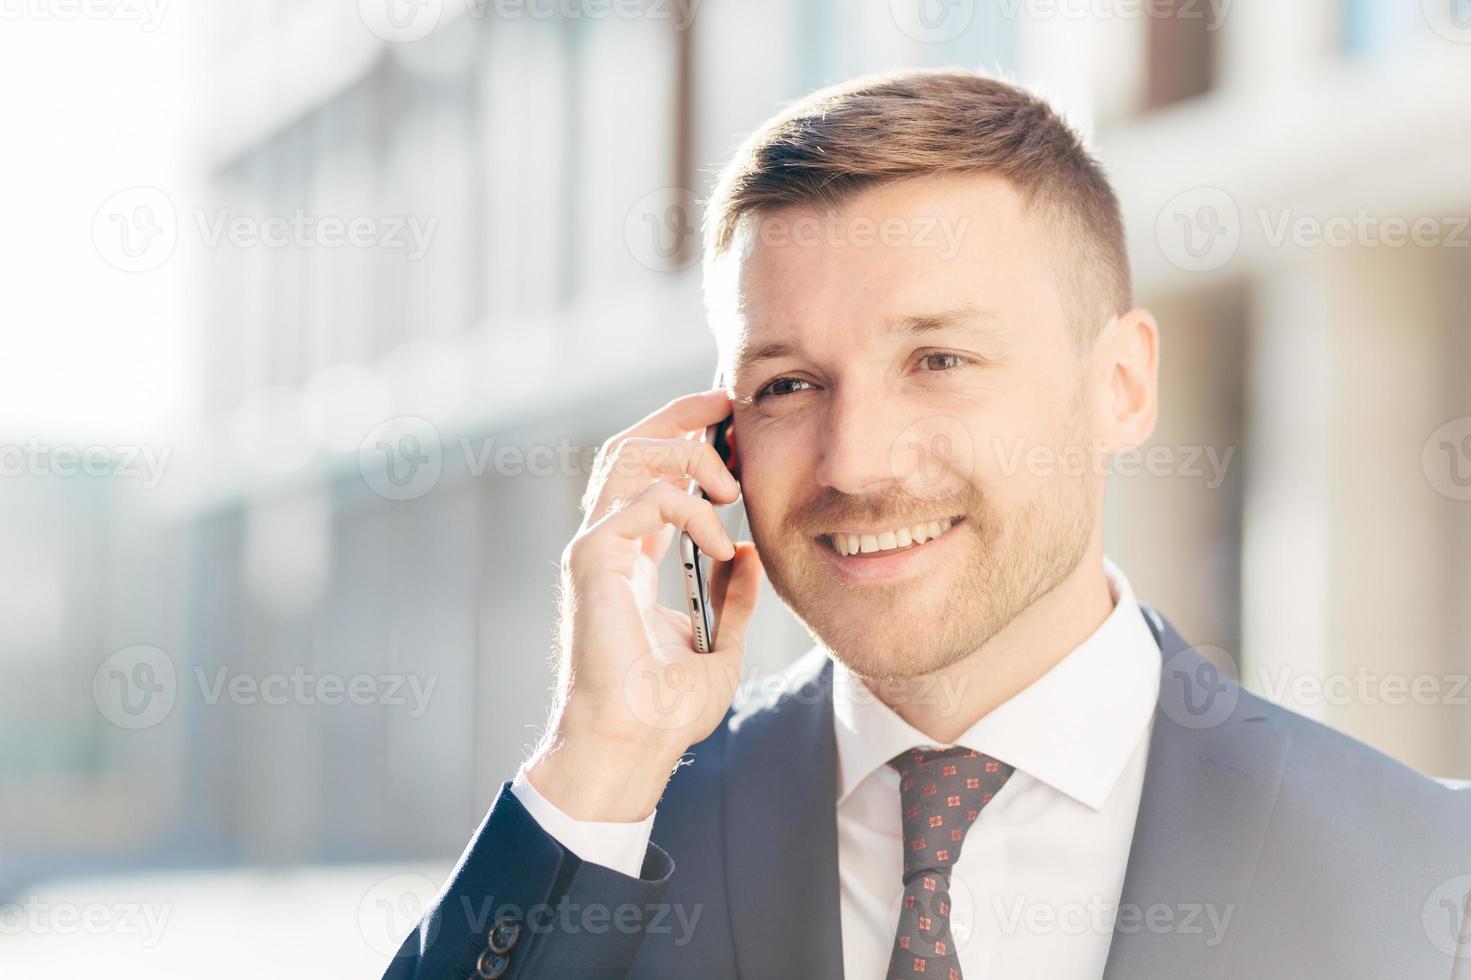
[381,780,675,979]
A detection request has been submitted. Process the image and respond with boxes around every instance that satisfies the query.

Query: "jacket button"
[476,949,509,978]
[488,915,521,954]
[485,912,520,947]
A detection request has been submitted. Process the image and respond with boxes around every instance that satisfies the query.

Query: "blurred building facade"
[4,0,1469,896]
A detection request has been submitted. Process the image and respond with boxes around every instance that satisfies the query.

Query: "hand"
[524,388,763,822]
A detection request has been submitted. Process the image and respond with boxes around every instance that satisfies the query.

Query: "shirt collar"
[830,556,1161,811]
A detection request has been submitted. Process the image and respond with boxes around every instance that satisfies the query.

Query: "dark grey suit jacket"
[386,603,1471,978]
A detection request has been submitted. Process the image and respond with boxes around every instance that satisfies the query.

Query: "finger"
[615,387,731,442]
[588,481,735,562]
[587,437,738,525]
[711,542,763,658]
[590,389,729,480]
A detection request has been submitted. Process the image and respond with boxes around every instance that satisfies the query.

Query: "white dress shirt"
[513,556,1162,978]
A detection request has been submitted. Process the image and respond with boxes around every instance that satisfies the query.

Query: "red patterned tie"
[886,746,1015,980]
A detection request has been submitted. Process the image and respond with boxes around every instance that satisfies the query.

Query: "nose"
[813,384,907,497]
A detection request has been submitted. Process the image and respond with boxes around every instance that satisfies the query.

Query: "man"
[386,69,1470,979]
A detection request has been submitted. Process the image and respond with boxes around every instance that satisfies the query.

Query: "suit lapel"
[723,651,845,980]
[1102,604,1289,979]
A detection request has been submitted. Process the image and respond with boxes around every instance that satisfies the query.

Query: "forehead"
[716,174,1068,370]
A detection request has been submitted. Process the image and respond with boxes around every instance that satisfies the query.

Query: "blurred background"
[2,0,1470,975]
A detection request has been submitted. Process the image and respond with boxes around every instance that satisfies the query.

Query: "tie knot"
[888,746,1014,878]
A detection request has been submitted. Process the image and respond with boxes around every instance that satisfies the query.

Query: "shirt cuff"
[510,770,657,879]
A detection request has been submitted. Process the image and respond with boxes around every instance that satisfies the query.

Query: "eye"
[917,351,969,372]
[754,376,816,401]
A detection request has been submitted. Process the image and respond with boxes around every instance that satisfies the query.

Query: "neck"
[869,545,1115,744]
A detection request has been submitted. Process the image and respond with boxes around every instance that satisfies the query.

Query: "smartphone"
[679,371,737,654]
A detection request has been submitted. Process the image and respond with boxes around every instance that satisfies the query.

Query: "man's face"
[721,175,1106,680]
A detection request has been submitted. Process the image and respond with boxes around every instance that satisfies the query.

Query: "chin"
[780,564,990,680]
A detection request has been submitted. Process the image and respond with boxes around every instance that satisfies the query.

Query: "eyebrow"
[731,303,1006,375]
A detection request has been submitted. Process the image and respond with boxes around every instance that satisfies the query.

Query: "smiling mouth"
[819,516,964,557]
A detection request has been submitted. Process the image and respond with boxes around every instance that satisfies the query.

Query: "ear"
[1095,307,1160,452]
[723,419,741,481]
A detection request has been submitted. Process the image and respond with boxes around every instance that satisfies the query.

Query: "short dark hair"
[703,68,1133,343]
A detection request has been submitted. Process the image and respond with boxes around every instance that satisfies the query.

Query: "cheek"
[734,431,811,527]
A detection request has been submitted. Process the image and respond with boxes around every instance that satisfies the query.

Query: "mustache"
[786,486,979,533]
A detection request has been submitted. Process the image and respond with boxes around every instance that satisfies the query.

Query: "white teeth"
[829,519,956,556]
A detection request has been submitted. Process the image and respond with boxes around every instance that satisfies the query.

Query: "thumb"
[711,541,762,657]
